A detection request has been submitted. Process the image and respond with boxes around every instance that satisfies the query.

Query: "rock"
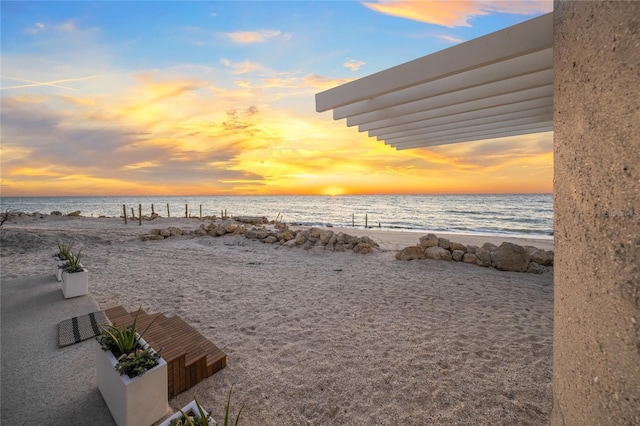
[168,227,182,236]
[395,246,424,260]
[462,253,478,264]
[482,242,498,252]
[309,228,322,241]
[67,211,81,216]
[327,234,338,247]
[234,216,268,224]
[466,245,478,254]
[419,234,439,248]
[151,229,162,235]
[159,229,171,237]
[51,211,62,216]
[283,239,297,248]
[149,213,159,220]
[475,247,492,267]
[264,236,278,244]
[195,228,207,236]
[353,242,375,254]
[281,230,295,241]
[182,229,192,235]
[140,234,164,241]
[303,241,316,250]
[438,238,450,250]
[359,236,379,248]
[527,262,547,274]
[319,230,334,245]
[449,241,467,252]
[492,242,531,272]
[334,242,348,252]
[232,225,246,235]
[424,246,452,261]
[224,223,238,233]
[294,232,307,246]
[451,250,465,262]
[246,227,270,240]
[531,249,554,266]
[341,233,359,245]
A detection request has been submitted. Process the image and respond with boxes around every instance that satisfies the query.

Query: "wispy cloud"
[361,0,552,27]
[438,34,464,44]
[344,59,365,71]
[220,59,263,75]
[225,29,289,43]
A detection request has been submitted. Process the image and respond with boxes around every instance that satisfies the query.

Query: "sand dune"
[0,215,553,425]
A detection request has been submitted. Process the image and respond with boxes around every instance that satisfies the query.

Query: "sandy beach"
[0,214,553,425]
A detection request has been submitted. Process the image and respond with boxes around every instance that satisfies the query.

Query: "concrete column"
[553,1,640,425]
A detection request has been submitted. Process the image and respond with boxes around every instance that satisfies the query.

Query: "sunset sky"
[1,1,554,197]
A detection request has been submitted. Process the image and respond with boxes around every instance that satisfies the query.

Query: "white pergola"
[315,12,553,150]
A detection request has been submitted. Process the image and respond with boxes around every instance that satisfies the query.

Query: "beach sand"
[0,215,553,425]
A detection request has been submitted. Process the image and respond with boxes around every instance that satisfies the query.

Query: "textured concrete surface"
[1,273,115,425]
[553,1,640,425]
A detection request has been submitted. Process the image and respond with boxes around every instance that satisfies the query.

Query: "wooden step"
[103,306,227,398]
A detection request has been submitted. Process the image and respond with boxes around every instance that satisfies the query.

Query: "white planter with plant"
[159,399,214,426]
[96,309,168,426]
[61,250,88,298]
[159,387,243,426]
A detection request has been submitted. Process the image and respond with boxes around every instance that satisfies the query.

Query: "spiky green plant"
[97,307,158,355]
[55,241,73,261]
[173,399,214,426]
[63,249,84,273]
[97,307,162,378]
[223,385,244,426]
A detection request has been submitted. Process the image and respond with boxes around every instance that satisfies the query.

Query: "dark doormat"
[58,311,110,347]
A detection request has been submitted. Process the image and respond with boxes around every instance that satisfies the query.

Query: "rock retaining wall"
[140,220,379,254]
[395,233,553,274]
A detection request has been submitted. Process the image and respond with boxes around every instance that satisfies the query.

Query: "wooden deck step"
[103,306,227,398]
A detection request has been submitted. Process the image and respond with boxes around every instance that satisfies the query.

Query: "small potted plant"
[61,249,88,298]
[160,386,243,426]
[96,308,168,426]
[53,241,72,282]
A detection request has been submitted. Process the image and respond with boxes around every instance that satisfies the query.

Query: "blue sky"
[1,1,554,196]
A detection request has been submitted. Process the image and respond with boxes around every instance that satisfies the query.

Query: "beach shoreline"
[0,214,553,425]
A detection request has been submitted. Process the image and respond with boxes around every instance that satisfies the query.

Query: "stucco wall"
[553,1,640,425]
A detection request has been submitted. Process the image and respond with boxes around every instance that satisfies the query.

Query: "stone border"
[395,233,553,274]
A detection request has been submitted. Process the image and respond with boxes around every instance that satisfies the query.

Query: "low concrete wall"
[553,1,640,424]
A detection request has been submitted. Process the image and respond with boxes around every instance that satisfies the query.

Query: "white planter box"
[96,336,168,426]
[61,267,88,298]
[158,400,215,426]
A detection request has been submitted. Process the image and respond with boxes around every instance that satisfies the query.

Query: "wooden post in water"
[185,204,188,218]
[167,203,170,218]
[138,204,142,226]
[225,209,227,218]
[221,210,223,219]
[352,213,355,227]
[123,205,127,225]
[379,222,381,229]
[365,213,368,229]
[131,207,135,220]
[151,204,155,215]
[199,205,202,220]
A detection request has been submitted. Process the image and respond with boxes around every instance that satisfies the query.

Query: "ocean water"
[1,194,553,239]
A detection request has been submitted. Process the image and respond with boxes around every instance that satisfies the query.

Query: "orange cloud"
[361,1,552,27]
[344,59,365,71]
[225,30,288,43]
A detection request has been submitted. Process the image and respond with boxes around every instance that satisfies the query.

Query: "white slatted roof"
[315,13,553,150]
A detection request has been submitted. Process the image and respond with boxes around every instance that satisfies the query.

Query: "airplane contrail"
[0,75,99,90]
